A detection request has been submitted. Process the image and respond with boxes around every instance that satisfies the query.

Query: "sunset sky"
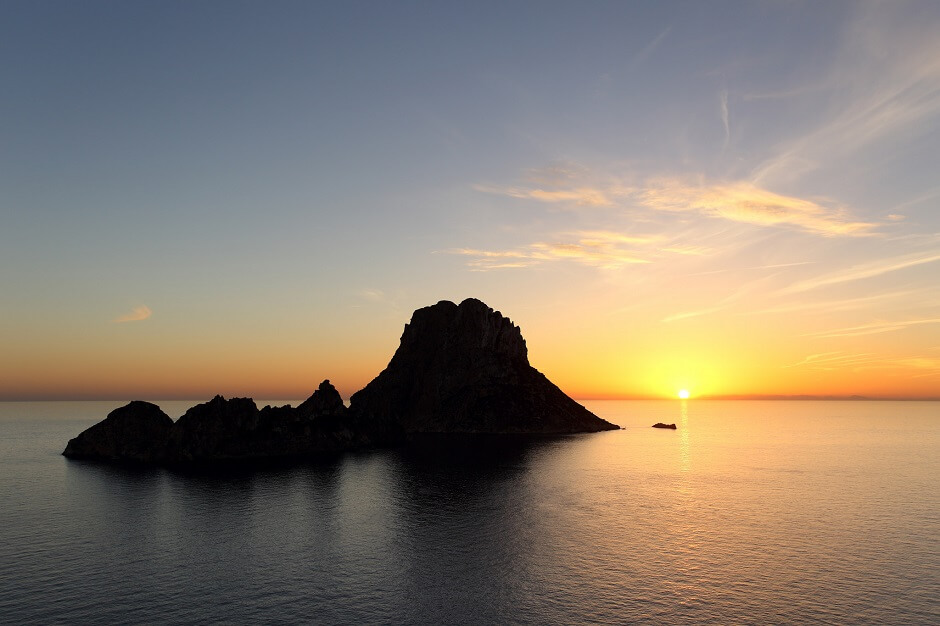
[3,1,939,400]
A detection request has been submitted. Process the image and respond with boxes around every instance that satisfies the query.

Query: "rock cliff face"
[63,298,619,465]
[350,298,618,434]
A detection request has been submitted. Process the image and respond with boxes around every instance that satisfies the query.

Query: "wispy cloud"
[114,305,151,323]
[478,172,876,237]
[751,3,940,186]
[784,350,940,377]
[357,289,388,302]
[662,307,724,323]
[662,271,783,323]
[446,248,540,270]
[748,289,918,316]
[350,288,413,313]
[803,317,940,339]
[473,184,614,208]
[629,25,671,70]
[720,89,730,150]
[577,230,663,246]
[660,245,714,256]
[780,250,940,294]
[690,261,815,277]
[783,351,869,369]
[885,186,940,216]
[640,180,876,237]
[531,241,650,267]
[443,230,655,271]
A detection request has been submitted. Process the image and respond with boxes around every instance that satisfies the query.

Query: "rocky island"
[63,298,619,465]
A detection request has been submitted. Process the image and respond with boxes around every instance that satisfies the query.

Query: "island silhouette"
[63,298,619,465]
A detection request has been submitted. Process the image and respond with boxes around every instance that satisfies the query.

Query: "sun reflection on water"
[679,399,691,473]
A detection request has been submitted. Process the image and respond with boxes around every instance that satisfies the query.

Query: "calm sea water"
[0,400,937,625]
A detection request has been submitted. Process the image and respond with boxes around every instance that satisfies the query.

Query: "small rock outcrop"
[652,423,677,429]
[350,298,618,434]
[297,379,346,417]
[63,401,173,462]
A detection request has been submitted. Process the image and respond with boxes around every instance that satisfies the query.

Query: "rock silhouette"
[63,298,619,465]
[62,401,173,462]
[350,299,617,434]
[652,422,677,429]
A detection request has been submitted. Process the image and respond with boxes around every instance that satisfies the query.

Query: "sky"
[2,1,940,401]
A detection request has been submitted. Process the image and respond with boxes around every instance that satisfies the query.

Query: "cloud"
[662,272,784,323]
[531,241,650,267]
[640,180,876,236]
[660,245,714,256]
[478,170,875,237]
[885,186,940,217]
[474,184,614,207]
[522,163,587,186]
[357,289,387,302]
[466,164,882,277]
[629,25,671,70]
[690,261,815,277]
[662,307,724,323]
[443,231,655,271]
[784,350,940,376]
[114,306,152,323]
[720,89,730,150]
[782,351,869,369]
[446,248,540,270]
[780,249,940,294]
[576,230,663,246]
[747,289,918,316]
[803,317,940,339]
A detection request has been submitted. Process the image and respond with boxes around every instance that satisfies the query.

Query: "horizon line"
[2,393,939,403]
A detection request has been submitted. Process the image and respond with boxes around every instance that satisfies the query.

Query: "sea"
[0,400,937,625]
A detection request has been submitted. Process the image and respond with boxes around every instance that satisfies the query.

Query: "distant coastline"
[574,394,940,402]
[4,394,940,403]
[697,394,940,401]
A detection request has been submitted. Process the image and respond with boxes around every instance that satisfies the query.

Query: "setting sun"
[678,389,690,399]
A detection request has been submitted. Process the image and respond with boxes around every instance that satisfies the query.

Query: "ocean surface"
[0,400,937,625]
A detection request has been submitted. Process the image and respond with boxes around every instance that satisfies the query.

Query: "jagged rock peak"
[297,379,346,417]
[400,298,528,365]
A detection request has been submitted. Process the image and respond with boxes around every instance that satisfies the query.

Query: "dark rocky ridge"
[63,381,382,465]
[63,299,619,465]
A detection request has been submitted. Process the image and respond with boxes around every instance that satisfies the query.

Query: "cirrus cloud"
[477,171,877,237]
[114,305,152,323]
[639,180,876,237]
[473,184,614,207]
[442,230,655,271]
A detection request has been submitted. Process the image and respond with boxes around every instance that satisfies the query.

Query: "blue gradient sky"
[3,1,939,399]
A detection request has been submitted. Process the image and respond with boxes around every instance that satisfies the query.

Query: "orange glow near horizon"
[2,292,939,401]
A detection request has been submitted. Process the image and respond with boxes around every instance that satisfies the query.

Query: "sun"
[678,389,690,399]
